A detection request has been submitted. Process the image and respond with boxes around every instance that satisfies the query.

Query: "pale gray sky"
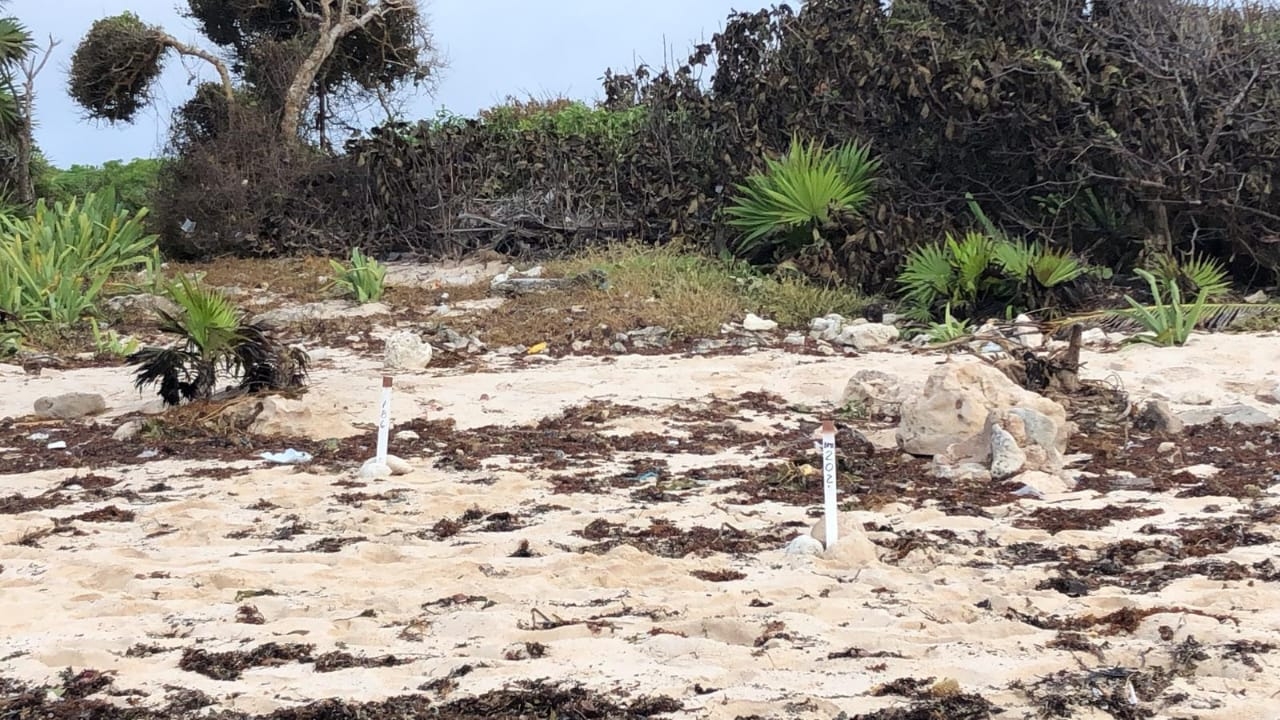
[9,1,753,167]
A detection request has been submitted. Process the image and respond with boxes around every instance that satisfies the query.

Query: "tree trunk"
[15,36,58,207]
[279,1,402,142]
[14,122,31,206]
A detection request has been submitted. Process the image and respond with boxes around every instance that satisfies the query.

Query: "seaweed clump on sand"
[0,674,682,719]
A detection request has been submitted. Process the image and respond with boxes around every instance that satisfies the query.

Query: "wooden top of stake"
[821,419,835,435]
[382,376,393,388]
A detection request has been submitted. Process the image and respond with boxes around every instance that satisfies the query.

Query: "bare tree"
[13,34,57,205]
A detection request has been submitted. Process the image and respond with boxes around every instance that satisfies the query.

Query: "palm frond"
[164,274,243,356]
[992,238,1034,279]
[1179,253,1231,298]
[948,232,996,297]
[726,134,877,256]
[897,242,953,309]
[0,17,32,63]
[1053,302,1280,333]
[1030,246,1086,287]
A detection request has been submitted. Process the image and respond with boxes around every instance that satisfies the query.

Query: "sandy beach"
[3,326,1280,718]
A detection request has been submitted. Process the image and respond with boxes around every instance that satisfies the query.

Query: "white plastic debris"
[260,449,313,464]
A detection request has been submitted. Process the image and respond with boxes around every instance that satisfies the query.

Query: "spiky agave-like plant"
[128,275,308,406]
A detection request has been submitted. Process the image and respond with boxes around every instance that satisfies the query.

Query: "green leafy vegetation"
[925,304,974,344]
[129,275,309,406]
[39,158,165,214]
[1145,252,1231,300]
[1112,269,1208,347]
[539,242,867,339]
[0,189,159,328]
[88,317,139,358]
[726,135,878,262]
[739,272,868,329]
[897,230,1093,322]
[329,247,386,303]
[476,96,646,145]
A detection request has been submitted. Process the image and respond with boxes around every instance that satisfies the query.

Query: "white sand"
[2,332,1279,718]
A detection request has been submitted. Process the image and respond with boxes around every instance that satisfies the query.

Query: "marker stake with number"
[376,376,392,466]
[821,419,838,549]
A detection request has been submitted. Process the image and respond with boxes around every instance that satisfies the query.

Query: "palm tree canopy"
[0,14,32,135]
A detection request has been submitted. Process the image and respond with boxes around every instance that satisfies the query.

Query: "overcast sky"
[9,0,753,167]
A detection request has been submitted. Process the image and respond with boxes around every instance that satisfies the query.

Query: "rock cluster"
[809,314,900,350]
[898,363,1069,481]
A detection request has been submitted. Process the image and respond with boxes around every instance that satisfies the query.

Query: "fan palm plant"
[726,134,879,261]
[897,231,1006,320]
[1145,252,1231,300]
[128,275,308,406]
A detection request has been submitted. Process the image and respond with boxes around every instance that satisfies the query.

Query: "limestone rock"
[1254,384,1280,405]
[896,362,1067,456]
[931,461,991,482]
[112,419,144,441]
[988,423,1027,479]
[837,322,899,351]
[384,330,434,371]
[809,314,848,342]
[1011,470,1072,496]
[937,406,1066,478]
[784,534,825,556]
[249,396,355,439]
[1179,403,1272,427]
[839,369,911,418]
[33,392,106,419]
[1177,391,1213,406]
[1010,313,1043,349]
[359,461,392,480]
[103,293,180,317]
[1133,399,1183,434]
[1080,328,1110,345]
[742,313,778,332]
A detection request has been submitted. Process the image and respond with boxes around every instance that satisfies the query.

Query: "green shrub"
[0,327,18,356]
[898,230,1092,322]
[477,97,645,143]
[726,134,878,262]
[1112,269,1207,346]
[329,247,386,303]
[0,189,160,327]
[129,275,309,406]
[88,317,139,358]
[41,158,164,214]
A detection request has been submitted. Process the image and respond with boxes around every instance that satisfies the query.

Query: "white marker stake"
[821,419,839,550]
[376,376,393,466]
